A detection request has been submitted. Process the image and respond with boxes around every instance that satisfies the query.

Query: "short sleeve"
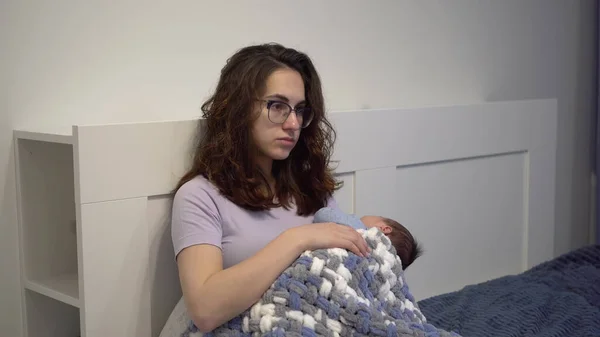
[171,177,223,259]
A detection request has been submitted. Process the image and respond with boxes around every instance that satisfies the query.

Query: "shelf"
[15,135,81,335]
[14,126,73,144]
[25,273,79,308]
[24,289,80,337]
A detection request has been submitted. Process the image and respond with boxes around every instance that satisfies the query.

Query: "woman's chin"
[269,150,292,161]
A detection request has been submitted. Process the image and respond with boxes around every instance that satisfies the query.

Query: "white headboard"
[13,99,557,337]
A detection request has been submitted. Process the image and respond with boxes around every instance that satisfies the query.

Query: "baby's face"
[360,216,393,235]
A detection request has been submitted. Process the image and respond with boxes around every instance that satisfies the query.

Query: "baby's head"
[361,215,423,270]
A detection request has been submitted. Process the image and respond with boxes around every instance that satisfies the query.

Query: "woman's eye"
[272,102,287,112]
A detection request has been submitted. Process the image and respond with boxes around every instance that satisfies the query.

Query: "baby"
[314,207,423,270]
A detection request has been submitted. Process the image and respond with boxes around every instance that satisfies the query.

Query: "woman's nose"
[282,112,300,130]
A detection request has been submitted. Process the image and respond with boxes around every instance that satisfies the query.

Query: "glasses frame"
[262,99,313,128]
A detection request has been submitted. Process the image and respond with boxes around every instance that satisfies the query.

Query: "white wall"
[0,1,597,336]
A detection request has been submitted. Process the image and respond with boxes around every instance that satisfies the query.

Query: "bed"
[14,98,599,337]
[419,243,600,337]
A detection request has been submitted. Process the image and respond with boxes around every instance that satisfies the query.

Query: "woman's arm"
[173,181,311,332]
[177,230,305,332]
[178,222,369,332]
[173,182,369,332]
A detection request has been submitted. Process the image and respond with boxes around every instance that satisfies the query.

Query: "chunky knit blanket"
[181,227,459,337]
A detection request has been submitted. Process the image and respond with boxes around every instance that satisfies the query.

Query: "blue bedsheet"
[418,244,600,337]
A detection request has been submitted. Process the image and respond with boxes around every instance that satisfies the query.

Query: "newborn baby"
[314,207,423,270]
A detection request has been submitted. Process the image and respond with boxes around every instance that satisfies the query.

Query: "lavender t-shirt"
[171,175,339,269]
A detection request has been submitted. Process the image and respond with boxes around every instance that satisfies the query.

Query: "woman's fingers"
[357,235,370,257]
[311,222,370,258]
[351,243,365,257]
[346,226,370,256]
[336,225,370,257]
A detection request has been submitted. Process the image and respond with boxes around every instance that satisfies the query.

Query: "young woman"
[171,43,370,332]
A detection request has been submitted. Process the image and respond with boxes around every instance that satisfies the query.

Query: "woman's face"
[251,67,305,173]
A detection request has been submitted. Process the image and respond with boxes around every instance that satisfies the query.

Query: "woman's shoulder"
[173,175,222,208]
[176,174,217,194]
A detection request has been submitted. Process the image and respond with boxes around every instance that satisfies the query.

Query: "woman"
[171,43,370,332]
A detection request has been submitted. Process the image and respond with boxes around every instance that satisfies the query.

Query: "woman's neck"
[255,155,273,178]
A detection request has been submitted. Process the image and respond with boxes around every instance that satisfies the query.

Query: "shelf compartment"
[15,138,79,308]
[24,289,80,337]
[25,272,80,308]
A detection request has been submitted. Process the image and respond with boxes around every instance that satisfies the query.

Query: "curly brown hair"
[174,43,341,215]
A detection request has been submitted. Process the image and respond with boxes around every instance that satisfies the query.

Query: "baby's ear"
[381,225,393,235]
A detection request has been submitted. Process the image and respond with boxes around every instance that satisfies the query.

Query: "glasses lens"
[267,100,313,128]
[268,101,289,123]
[300,108,313,128]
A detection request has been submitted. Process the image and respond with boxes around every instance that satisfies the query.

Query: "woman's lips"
[277,137,295,146]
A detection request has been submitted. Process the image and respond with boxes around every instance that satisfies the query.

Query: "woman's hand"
[287,222,371,257]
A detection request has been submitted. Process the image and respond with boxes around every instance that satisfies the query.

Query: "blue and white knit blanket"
[180,227,459,337]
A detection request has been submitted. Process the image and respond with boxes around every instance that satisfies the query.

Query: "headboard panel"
[13,99,557,337]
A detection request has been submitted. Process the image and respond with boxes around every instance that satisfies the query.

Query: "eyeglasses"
[262,100,313,128]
